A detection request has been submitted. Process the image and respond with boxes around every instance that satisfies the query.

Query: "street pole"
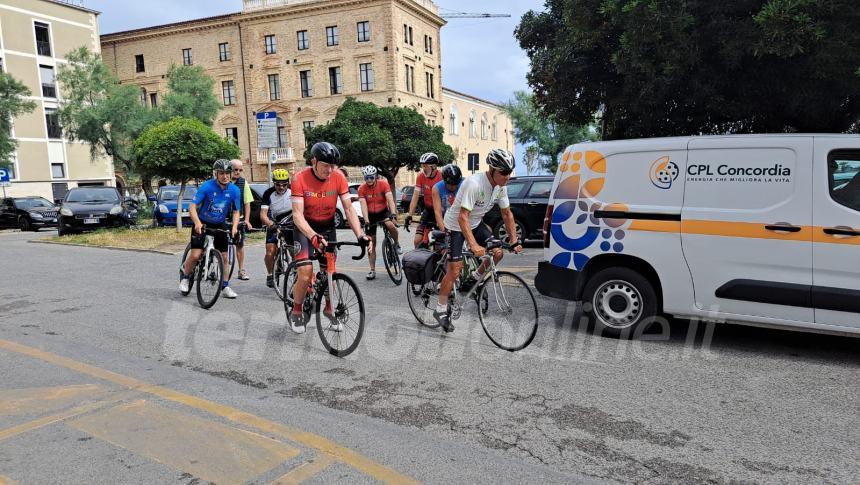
[267,149,275,187]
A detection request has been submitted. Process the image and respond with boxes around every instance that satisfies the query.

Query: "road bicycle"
[369,216,403,285]
[407,232,539,352]
[179,226,233,309]
[282,239,368,357]
[270,215,295,301]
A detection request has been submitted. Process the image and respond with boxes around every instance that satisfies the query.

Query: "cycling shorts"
[446,224,493,263]
[293,225,337,267]
[190,223,230,253]
[365,210,393,237]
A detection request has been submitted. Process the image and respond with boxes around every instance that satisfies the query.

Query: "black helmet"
[486,149,516,172]
[441,164,463,185]
[213,159,233,172]
[311,142,341,165]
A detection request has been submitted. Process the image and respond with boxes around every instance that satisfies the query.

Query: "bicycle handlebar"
[334,240,367,261]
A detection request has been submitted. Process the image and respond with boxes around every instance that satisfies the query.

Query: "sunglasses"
[364,176,376,181]
[496,169,513,177]
[274,182,289,187]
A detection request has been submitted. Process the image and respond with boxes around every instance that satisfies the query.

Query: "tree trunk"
[176,181,185,233]
[141,177,154,197]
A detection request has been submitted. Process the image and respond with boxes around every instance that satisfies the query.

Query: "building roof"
[43,0,100,15]
[101,12,240,39]
[442,87,503,110]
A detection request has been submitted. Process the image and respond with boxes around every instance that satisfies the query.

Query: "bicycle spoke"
[478,272,538,351]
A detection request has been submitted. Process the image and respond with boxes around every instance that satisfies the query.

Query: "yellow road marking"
[69,400,299,485]
[0,384,104,416]
[270,454,335,485]
[0,339,419,485]
[0,393,130,441]
[0,474,17,485]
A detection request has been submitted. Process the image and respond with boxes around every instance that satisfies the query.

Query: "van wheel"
[582,267,659,339]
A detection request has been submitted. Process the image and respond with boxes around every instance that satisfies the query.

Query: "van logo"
[650,157,680,190]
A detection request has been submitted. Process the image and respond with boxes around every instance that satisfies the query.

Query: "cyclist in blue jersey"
[179,159,242,298]
[431,164,464,230]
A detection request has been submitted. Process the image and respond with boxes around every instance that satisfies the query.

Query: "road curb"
[28,238,178,256]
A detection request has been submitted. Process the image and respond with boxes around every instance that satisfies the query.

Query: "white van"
[535,135,860,337]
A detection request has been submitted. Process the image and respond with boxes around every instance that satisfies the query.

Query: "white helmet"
[486,149,516,172]
[362,165,378,177]
[419,152,439,166]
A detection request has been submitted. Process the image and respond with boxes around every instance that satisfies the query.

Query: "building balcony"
[257,147,295,162]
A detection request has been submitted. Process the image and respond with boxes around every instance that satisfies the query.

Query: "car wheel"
[581,267,660,339]
[333,210,344,229]
[494,219,525,244]
[57,225,67,237]
[18,216,33,232]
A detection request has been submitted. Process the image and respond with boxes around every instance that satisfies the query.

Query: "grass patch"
[47,227,266,253]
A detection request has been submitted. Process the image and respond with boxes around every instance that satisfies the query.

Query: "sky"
[87,0,544,173]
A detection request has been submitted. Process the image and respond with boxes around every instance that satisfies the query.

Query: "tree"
[503,90,599,173]
[516,0,860,139]
[304,98,454,186]
[56,47,155,183]
[159,65,221,126]
[134,117,240,231]
[0,73,37,172]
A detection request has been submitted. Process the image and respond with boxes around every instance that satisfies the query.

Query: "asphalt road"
[0,228,858,484]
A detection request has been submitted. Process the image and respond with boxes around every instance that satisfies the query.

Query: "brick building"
[100,0,513,186]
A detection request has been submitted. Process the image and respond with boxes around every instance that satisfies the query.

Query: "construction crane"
[440,12,511,18]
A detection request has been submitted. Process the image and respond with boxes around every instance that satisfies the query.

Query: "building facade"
[100,0,513,186]
[1,0,115,201]
[442,87,514,176]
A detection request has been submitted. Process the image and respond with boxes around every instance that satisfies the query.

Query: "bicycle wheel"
[196,248,224,309]
[273,247,291,301]
[406,262,445,328]
[179,244,196,296]
[382,236,403,286]
[226,243,236,281]
[316,273,365,357]
[477,271,539,351]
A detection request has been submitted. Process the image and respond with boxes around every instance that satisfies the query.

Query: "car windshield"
[15,198,54,210]
[158,187,197,201]
[65,189,120,203]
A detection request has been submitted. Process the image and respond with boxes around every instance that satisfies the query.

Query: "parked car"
[482,176,554,242]
[58,187,138,236]
[153,185,197,227]
[399,185,418,213]
[0,197,59,231]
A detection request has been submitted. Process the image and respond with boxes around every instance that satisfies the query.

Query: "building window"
[140,87,147,106]
[297,30,309,50]
[135,54,145,73]
[222,80,236,106]
[403,24,408,44]
[45,108,61,139]
[425,72,435,99]
[149,92,158,108]
[491,116,498,141]
[326,26,339,46]
[329,66,343,95]
[264,34,277,54]
[425,35,434,54]
[449,104,459,135]
[268,73,281,101]
[35,22,51,57]
[219,42,230,61]
[357,21,370,42]
[225,127,239,143]
[39,65,56,98]
[303,121,315,132]
[182,48,192,66]
[405,64,415,93]
[359,63,374,92]
[469,110,477,138]
[481,113,489,140]
[300,70,312,97]
[51,163,65,179]
[0,58,4,73]
[409,26,414,46]
[277,117,287,148]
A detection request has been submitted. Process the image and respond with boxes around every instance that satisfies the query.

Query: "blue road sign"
[0,168,10,183]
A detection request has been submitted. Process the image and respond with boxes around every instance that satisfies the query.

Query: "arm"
[431,186,445,229]
[242,183,253,228]
[189,203,203,234]
[500,207,521,252]
[231,210,240,237]
[291,199,316,240]
[342,193,365,238]
[385,190,397,216]
[458,208,483,257]
[260,205,273,227]
[407,187,421,217]
[359,198,369,226]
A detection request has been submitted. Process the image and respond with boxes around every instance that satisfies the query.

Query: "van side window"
[829,152,860,212]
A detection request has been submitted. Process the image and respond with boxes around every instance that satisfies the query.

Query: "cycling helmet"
[486,149,516,172]
[419,152,439,166]
[213,159,233,172]
[362,166,378,178]
[311,142,341,165]
[441,164,463,185]
[272,168,290,183]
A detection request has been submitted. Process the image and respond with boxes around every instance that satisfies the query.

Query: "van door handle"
[765,224,802,233]
[823,227,860,237]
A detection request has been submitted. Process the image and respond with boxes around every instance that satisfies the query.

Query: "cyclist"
[404,153,442,248]
[431,163,464,230]
[289,142,371,334]
[358,165,400,280]
[179,159,242,299]
[260,168,292,289]
[434,149,523,332]
[230,159,254,281]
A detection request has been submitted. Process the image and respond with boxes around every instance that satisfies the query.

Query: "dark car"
[482,176,554,242]
[0,197,59,231]
[399,185,418,213]
[154,185,197,227]
[58,187,138,236]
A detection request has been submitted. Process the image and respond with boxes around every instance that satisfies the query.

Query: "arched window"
[469,110,477,138]
[277,117,287,148]
[449,103,459,135]
[491,115,498,141]
[480,113,489,140]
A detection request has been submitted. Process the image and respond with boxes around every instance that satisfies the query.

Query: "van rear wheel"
[582,267,659,339]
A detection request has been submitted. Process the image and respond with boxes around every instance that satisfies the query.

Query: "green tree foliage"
[0,73,37,171]
[134,117,240,230]
[56,47,154,176]
[516,0,860,139]
[503,90,599,173]
[159,65,221,126]
[304,98,454,185]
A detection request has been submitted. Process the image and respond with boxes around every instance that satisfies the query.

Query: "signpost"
[256,112,278,183]
[0,168,10,198]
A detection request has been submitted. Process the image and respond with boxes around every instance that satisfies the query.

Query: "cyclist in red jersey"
[358,165,400,280]
[289,142,370,333]
[404,152,442,248]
